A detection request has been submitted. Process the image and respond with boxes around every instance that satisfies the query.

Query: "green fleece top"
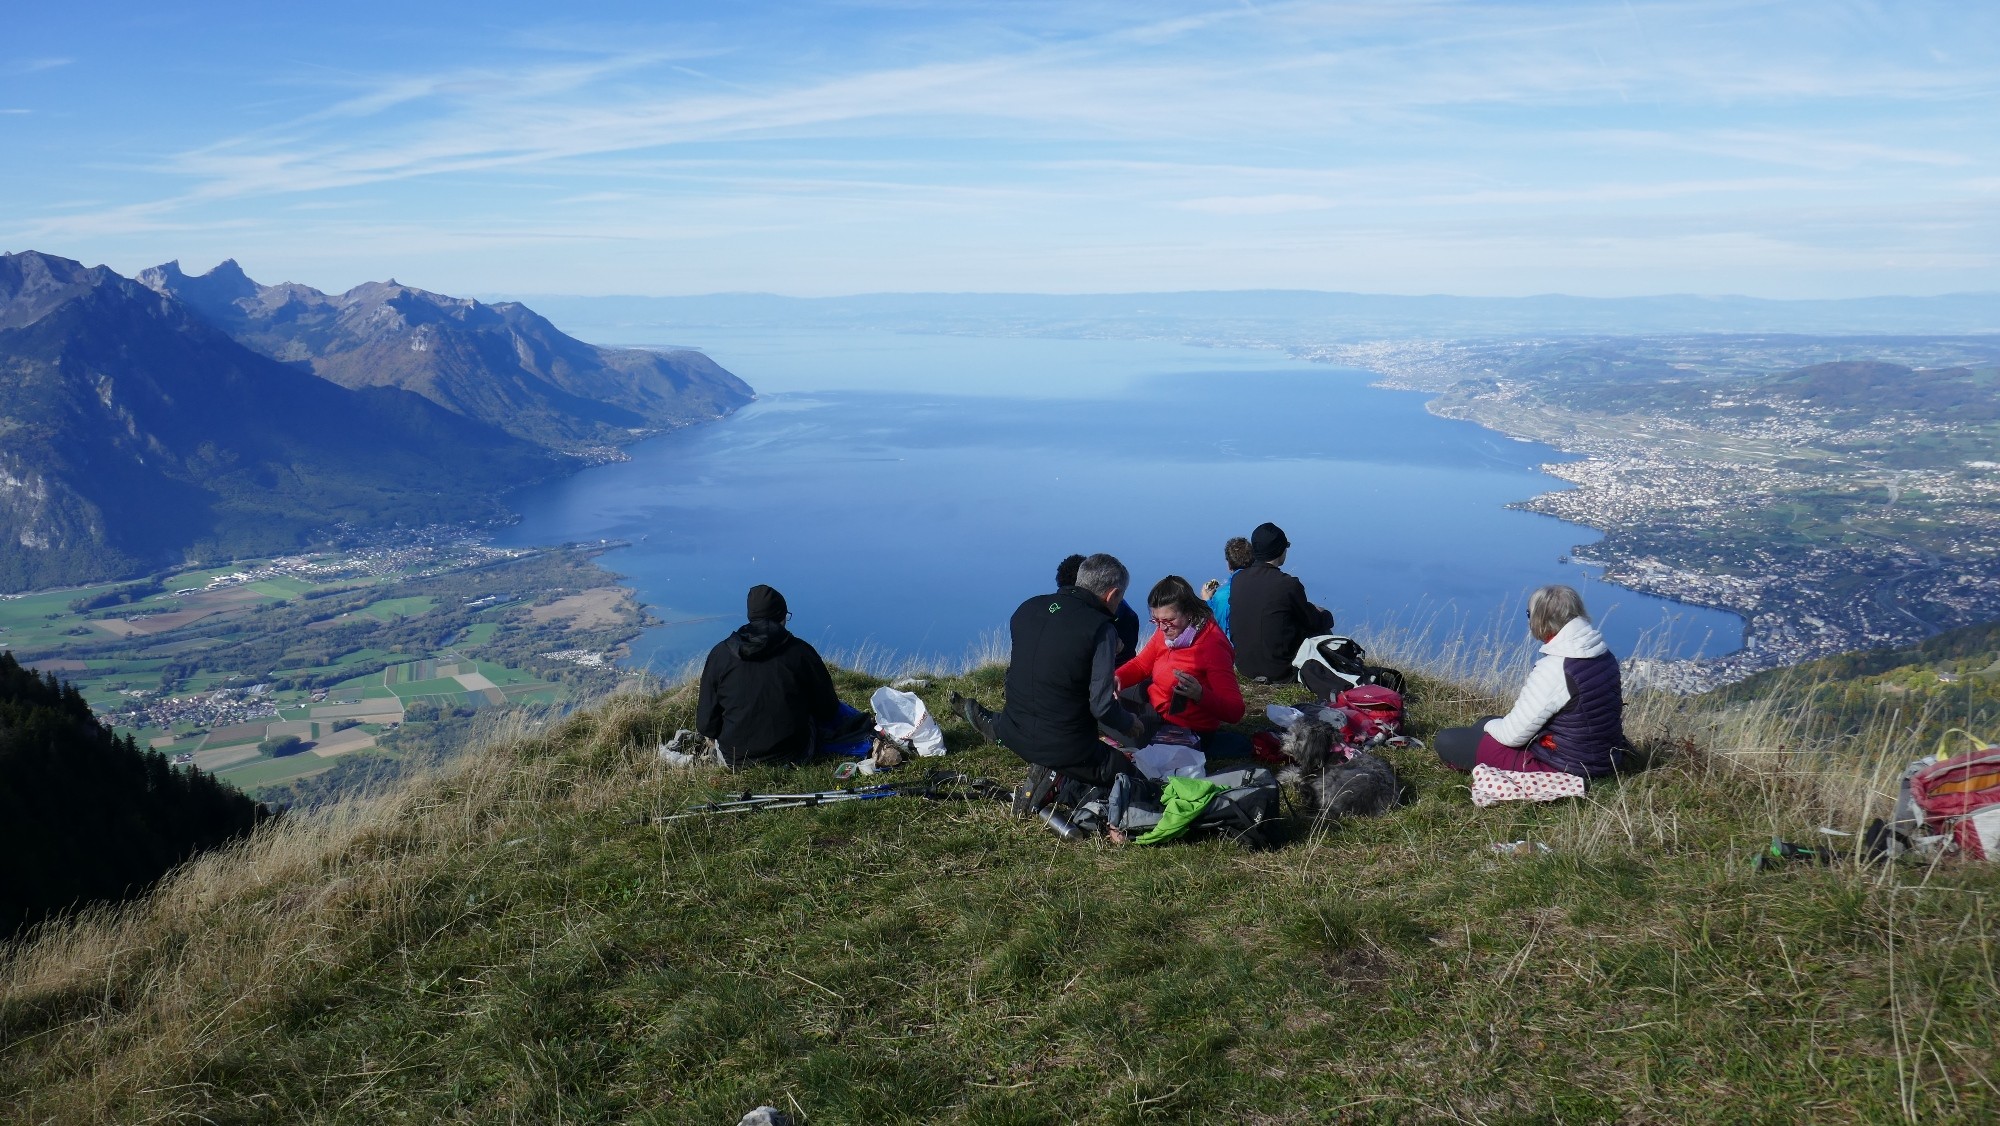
[1134,776,1227,845]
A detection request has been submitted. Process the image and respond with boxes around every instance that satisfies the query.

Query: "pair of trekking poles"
[642,771,1008,824]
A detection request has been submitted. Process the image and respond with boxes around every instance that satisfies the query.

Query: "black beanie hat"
[1250,522,1290,562]
[746,584,788,622]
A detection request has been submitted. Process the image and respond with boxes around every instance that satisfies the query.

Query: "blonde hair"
[1528,584,1588,639]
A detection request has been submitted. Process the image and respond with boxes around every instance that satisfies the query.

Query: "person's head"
[746,584,789,624]
[1527,584,1588,641]
[1146,575,1211,636]
[1223,536,1253,571]
[1073,553,1129,608]
[1250,522,1290,565]
[1055,553,1087,589]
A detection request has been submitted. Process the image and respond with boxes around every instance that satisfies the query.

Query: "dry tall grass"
[4,633,1995,1122]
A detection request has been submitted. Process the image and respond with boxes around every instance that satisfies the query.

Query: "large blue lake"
[495,331,1742,674]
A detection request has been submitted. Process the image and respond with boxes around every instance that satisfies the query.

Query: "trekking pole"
[646,784,906,824]
[641,772,1011,825]
[651,793,892,822]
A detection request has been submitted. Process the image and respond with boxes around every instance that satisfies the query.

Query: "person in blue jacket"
[1200,536,1253,638]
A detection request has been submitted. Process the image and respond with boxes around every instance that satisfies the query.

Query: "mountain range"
[138,259,751,449]
[0,251,752,592]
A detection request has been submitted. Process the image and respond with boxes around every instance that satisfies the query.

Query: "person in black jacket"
[991,553,1150,789]
[696,584,842,769]
[1230,522,1336,683]
[1056,553,1139,663]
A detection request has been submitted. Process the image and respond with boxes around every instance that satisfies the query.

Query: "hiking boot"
[952,690,1000,743]
[1013,764,1056,817]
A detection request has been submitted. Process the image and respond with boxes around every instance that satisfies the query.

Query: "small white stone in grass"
[739,1109,792,1126]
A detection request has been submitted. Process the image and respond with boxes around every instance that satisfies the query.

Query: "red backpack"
[1911,733,2000,861]
[1333,685,1404,744]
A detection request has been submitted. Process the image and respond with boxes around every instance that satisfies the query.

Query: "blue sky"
[3,1,1996,297]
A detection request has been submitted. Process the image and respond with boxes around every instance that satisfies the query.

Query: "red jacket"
[1116,619,1245,733]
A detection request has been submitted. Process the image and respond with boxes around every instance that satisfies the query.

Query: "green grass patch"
[245,577,316,598]
[391,676,475,698]
[212,751,335,788]
[4,665,1994,1123]
[358,596,435,622]
[468,660,538,686]
[281,649,410,682]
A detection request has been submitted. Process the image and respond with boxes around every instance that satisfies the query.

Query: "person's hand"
[1173,670,1204,702]
[1200,579,1220,600]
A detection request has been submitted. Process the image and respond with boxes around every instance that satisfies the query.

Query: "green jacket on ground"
[1134,776,1227,845]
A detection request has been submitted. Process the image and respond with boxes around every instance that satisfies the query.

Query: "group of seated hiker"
[1223,522,1337,683]
[693,522,1628,789]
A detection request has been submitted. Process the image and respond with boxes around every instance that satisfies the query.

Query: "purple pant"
[1434,718,1565,775]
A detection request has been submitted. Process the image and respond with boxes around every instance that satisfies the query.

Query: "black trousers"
[1057,744,1146,789]
[1434,715,1501,772]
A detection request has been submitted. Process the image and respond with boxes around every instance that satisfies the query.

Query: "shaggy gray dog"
[1280,717,1401,819]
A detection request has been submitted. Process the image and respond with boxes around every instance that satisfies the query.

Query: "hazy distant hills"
[507,290,2000,347]
[1764,360,2000,420]
[140,260,752,448]
[0,251,566,591]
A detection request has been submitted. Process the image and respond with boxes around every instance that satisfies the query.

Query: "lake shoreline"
[492,331,1743,681]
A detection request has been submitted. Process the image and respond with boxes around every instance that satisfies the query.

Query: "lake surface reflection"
[495,331,1742,673]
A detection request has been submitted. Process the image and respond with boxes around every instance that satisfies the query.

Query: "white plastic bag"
[869,686,947,757]
[1132,743,1206,780]
[1266,703,1349,730]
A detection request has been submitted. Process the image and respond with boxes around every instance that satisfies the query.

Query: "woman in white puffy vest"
[1434,585,1629,778]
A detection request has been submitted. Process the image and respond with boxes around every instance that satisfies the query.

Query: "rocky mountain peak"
[137,257,261,321]
[116,251,752,449]
[0,250,133,330]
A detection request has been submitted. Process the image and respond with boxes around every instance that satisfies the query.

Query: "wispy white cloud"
[117,1,1990,211]
[5,57,72,75]
[1584,128,1978,171]
[1176,194,1344,215]
[6,0,1996,296]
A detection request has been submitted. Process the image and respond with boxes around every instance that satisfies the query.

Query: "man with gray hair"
[989,552,1151,795]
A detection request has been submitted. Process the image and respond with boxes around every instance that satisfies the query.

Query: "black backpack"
[1293,635,1406,699]
[1082,767,1282,849]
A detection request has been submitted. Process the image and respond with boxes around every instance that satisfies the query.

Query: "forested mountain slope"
[0,652,262,935]
[0,251,562,590]
[1709,616,2000,744]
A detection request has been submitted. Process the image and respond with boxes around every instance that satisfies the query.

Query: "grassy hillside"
[1711,617,2000,747]
[2,650,1996,1123]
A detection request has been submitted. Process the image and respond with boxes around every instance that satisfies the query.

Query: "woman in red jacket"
[1117,575,1245,741]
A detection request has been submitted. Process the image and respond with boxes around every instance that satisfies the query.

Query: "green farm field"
[213,752,337,789]
[359,596,435,621]
[5,544,646,804]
